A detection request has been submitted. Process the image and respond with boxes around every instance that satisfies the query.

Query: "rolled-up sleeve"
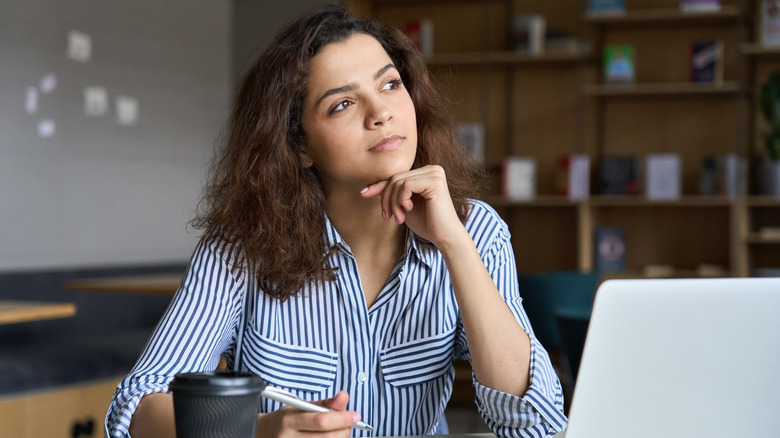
[104,238,245,437]
[458,202,567,437]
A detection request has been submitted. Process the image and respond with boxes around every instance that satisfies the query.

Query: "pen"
[260,384,374,432]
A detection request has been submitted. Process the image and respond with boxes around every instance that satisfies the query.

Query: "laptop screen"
[565,278,780,438]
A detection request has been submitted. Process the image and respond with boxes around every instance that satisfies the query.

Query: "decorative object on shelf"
[698,155,721,195]
[696,264,726,277]
[759,72,780,196]
[545,31,590,56]
[597,156,640,195]
[502,156,537,201]
[512,14,545,54]
[723,153,747,198]
[679,0,722,12]
[758,227,780,239]
[455,122,485,163]
[587,0,626,15]
[556,154,590,200]
[645,153,682,200]
[595,227,626,273]
[761,0,780,47]
[642,264,675,278]
[403,19,434,58]
[603,45,635,84]
[690,41,723,83]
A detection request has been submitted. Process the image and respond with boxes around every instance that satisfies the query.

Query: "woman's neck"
[324,190,406,259]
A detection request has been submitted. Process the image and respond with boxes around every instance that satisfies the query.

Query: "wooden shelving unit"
[348,0,780,279]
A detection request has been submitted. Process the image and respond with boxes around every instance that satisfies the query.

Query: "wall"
[0,0,232,271]
[233,0,341,82]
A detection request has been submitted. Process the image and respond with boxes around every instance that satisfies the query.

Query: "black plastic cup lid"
[169,371,264,397]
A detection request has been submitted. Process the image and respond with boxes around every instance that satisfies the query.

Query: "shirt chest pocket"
[379,326,456,388]
[245,328,338,394]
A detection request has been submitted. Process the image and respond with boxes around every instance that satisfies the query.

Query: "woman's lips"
[369,135,404,152]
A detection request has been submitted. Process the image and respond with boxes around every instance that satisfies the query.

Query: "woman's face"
[301,33,417,195]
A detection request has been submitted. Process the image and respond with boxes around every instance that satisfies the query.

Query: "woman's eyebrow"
[315,63,397,106]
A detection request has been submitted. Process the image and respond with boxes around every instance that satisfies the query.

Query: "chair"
[554,307,591,382]
[517,271,599,351]
[517,271,599,405]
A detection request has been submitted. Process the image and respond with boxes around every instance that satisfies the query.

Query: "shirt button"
[358,372,368,382]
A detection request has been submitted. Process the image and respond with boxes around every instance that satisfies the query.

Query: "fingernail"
[353,413,362,423]
[381,210,386,220]
[394,215,399,224]
[360,187,368,194]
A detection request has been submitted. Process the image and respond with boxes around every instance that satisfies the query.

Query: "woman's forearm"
[440,228,532,397]
[128,393,176,438]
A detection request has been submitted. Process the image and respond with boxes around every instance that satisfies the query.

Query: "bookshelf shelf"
[588,195,734,207]
[741,43,780,56]
[427,50,589,67]
[599,268,732,280]
[487,195,580,208]
[584,81,742,97]
[585,6,741,26]
[746,196,780,207]
[746,234,780,245]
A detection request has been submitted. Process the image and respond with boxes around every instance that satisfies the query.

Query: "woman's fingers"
[284,410,360,433]
[271,391,358,437]
[361,165,446,224]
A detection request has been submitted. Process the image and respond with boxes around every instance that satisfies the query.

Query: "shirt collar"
[322,213,434,268]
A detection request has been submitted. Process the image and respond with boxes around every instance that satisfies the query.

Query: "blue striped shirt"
[105,200,567,437]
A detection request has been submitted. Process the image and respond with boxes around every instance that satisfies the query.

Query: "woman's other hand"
[257,391,360,438]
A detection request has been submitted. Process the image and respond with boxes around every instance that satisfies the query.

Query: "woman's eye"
[330,99,351,114]
[382,79,402,91]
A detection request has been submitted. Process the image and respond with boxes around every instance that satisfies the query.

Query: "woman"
[106,6,566,438]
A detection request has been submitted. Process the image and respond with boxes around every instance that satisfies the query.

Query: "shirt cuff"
[473,336,567,436]
[105,379,172,438]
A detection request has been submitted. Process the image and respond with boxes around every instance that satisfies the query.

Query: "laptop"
[563,278,780,438]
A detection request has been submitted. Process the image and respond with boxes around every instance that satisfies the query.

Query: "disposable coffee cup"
[169,371,262,438]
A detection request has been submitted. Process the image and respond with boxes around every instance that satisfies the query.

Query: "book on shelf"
[403,19,434,58]
[597,156,640,195]
[556,154,591,200]
[698,155,721,195]
[761,0,780,47]
[698,154,746,197]
[502,156,537,201]
[603,45,635,84]
[595,227,626,273]
[645,153,682,200]
[679,0,722,12]
[512,14,545,54]
[690,41,723,83]
[455,122,485,163]
[588,0,626,15]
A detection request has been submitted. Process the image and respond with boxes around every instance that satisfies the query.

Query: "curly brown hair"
[192,5,485,300]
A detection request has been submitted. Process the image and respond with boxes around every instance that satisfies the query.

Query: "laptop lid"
[565,278,780,438]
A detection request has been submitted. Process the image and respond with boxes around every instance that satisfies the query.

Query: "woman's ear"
[299,152,314,168]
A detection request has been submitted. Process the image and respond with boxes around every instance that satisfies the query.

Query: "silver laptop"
[564,278,780,438]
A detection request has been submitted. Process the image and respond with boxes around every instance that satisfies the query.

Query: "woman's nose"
[365,98,392,128]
